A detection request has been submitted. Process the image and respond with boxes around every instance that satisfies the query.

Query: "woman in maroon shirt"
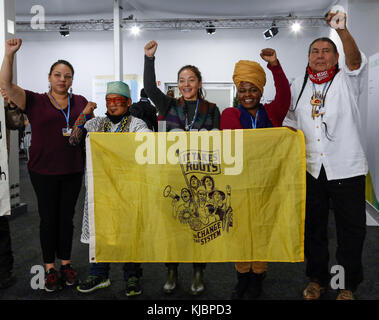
[0,38,96,292]
[221,48,291,299]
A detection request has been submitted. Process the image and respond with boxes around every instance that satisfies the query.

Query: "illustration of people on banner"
[163,149,233,245]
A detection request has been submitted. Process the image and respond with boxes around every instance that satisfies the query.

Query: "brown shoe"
[303,282,326,300]
[336,290,354,300]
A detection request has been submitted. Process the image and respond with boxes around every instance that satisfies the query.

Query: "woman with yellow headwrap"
[221,49,290,130]
[220,48,291,300]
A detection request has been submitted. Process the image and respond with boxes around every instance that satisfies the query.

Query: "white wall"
[16,26,326,110]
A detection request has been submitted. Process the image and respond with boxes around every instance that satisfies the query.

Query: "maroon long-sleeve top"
[220,61,291,130]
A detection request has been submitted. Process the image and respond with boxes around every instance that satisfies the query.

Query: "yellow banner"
[87,128,306,263]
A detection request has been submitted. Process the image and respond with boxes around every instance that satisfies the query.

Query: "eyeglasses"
[106,97,127,105]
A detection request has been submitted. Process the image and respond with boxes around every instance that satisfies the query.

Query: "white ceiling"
[16,0,337,19]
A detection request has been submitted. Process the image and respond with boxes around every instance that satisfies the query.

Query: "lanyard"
[250,109,260,129]
[49,92,71,128]
[184,99,199,131]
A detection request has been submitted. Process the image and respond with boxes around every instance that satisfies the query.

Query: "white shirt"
[84,115,151,133]
[283,52,368,180]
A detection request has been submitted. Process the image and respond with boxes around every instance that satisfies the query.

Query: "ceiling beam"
[16,15,326,32]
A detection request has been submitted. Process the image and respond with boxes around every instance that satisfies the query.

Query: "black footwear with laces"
[60,264,78,286]
[77,275,111,293]
[126,276,142,297]
[44,268,60,292]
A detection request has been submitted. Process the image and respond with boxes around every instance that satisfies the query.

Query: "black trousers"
[305,166,366,291]
[0,216,13,278]
[29,171,83,264]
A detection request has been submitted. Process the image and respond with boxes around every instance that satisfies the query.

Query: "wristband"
[75,112,91,129]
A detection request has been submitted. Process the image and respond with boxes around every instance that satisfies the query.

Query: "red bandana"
[307,66,338,84]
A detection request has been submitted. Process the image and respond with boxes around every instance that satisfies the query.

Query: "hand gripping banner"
[86,128,306,263]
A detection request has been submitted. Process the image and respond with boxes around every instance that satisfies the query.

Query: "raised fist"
[260,48,278,66]
[5,38,22,56]
[82,101,97,115]
[325,11,346,30]
[144,40,158,57]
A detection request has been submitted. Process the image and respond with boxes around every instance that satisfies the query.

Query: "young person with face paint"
[69,81,151,297]
[220,49,291,299]
[0,38,96,292]
[283,11,368,300]
[143,40,221,296]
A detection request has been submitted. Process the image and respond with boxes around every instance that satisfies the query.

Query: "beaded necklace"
[103,116,128,132]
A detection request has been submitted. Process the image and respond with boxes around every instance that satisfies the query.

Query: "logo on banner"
[163,149,233,245]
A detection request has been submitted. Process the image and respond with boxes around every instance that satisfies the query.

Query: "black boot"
[246,271,266,299]
[190,265,205,295]
[231,271,251,300]
[163,265,178,294]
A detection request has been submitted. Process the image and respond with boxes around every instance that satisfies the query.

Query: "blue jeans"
[90,263,142,281]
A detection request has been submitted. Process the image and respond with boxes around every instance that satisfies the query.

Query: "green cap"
[106,81,130,98]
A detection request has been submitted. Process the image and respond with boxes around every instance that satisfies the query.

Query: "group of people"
[0,11,369,300]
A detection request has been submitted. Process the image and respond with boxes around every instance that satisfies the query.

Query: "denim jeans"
[90,262,142,281]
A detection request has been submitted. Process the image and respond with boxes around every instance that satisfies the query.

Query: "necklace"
[103,116,128,132]
[310,81,333,120]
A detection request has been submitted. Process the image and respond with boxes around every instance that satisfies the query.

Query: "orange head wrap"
[232,60,266,94]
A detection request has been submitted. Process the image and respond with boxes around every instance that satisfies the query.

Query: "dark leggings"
[29,171,83,264]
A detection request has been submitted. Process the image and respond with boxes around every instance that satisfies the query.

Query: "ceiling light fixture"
[59,23,69,37]
[205,22,216,35]
[291,21,301,33]
[130,25,141,35]
[263,22,278,40]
